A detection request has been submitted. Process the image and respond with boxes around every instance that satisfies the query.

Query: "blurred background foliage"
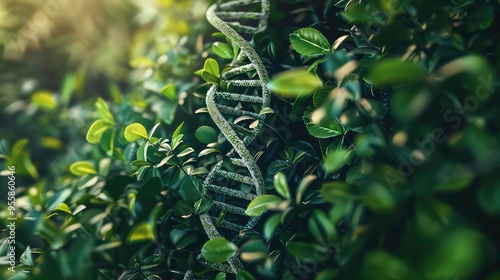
[1,0,500,279]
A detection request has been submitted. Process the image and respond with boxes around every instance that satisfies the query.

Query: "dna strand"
[185,0,270,277]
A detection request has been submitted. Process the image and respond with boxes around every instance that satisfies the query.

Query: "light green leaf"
[127,222,154,243]
[274,172,290,199]
[268,69,322,97]
[323,149,350,175]
[124,123,148,142]
[245,195,283,216]
[95,98,115,124]
[212,42,233,59]
[86,120,113,144]
[31,90,57,110]
[69,161,97,176]
[204,58,220,77]
[366,59,426,86]
[290,28,331,56]
[201,238,238,263]
[53,203,72,215]
[160,84,176,101]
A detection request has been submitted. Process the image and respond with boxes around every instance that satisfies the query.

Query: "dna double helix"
[185,0,271,278]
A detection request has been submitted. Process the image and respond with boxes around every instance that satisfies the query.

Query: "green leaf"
[290,28,331,56]
[160,84,176,101]
[267,159,290,175]
[306,123,343,138]
[53,203,72,215]
[69,161,97,176]
[180,176,205,202]
[288,241,329,259]
[308,210,337,244]
[245,195,283,216]
[236,270,256,280]
[204,58,220,77]
[323,149,350,175]
[212,42,233,59]
[195,126,218,144]
[95,97,115,124]
[366,59,426,86]
[296,175,316,203]
[173,122,184,139]
[477,182,500,214]
[124,123,148,142]
[201,71,220,85]
[201,238,238,263]
[31,90,57,110]
[129,57,155,68]
[274,172,290,199]
[264,213,281,240]
[268,69,323,97]
[194,195,214,215]
[127,222,154,243]
[86,120,113,144]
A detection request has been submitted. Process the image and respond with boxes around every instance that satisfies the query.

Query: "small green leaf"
[69,161,97,176]
[290,28,331,56]
[127,222,154,243]
[194,195,214,215]
[204,58,220,77]
[212,42,233,59]
[236,270,256,280]
[259,107,275,115]
[201,238,238,263]
[308,210,337,244]
[195,126,218,144]
[31,90,57,110]
[180,176,205,202]
[264,213,281,240]
[268,69,322,97]
[129,57,155,68]
[366,59,426,86]
[201,71,220,85]
[53,203,72,215]
[274,172,290,199]
[160,84,176,101]
[267,159,290,175]
[173,122,184,139]
[245,195,283,216]
[95,98,115,124]
[86,120,113,144]
[296,175,316,203]
[323,149,350,175]
[124,123,148,142]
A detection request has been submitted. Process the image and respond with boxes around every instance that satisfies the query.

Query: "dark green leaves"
[290,28,331,56]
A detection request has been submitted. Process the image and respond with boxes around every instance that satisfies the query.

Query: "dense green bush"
[1,0,500,279]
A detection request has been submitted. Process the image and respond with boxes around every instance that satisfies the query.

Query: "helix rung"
[229,79,263,87]
[216,104,259,119]
[222,64,255,79]
[206,184,256,200]
[197,255,243,274]
[211,216,245,232]
[215,91,264,104]
[230,123,256,136]
[214,201,247,215]
[216,11,263,20]
[214,168,255,185]
[227,22,260,34]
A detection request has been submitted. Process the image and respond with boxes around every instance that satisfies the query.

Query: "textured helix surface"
[186,0,271,277]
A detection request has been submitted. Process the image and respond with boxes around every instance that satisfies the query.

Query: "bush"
[1,0,499,279]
